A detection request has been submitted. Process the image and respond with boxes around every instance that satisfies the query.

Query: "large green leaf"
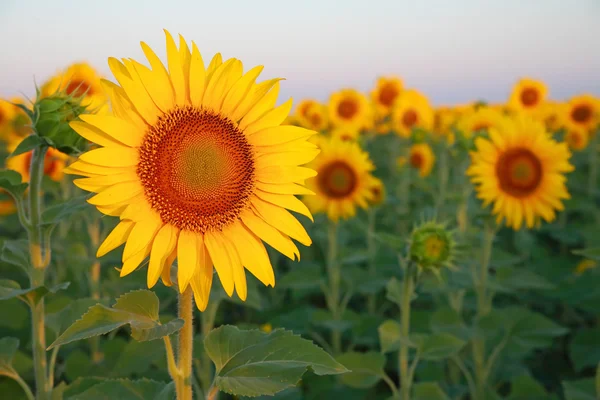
[46,298,101,336]
[48,290,183,349]
[0,337,19,378]
[569,328,600,373]
[418,333,466,361]
[385,277,415,308]
[0,240,30,275]
[0,170,28,199]
[204,325,348,397]
[0,279,70,305]
[413,382,450,400]
[429,307,471,341]
[64,378,171,400]
[9,134,46,157]
[562,379,596,400]
[336,352,385,389]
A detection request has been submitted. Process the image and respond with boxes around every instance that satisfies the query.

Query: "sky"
[0,0,599,107]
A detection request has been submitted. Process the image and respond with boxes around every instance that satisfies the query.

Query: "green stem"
[588,130,598,199]
[164,336,181,398]
[13,374,35,400]
[366,209,377,314]
[399,262,414,400]
[381,372,399,398]
[399,163,412,236]
[47,345,59,392]
[326,222,342,354]
[27,147,50,400]
[178,287,194,400]
[436,143,449,218]
[87,221,103,363]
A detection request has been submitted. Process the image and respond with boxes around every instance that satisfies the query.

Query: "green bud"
[409,220,456,271]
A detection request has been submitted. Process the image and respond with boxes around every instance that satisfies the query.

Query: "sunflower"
[0,99,16,142]
[368,177,385,206]
[371,77,403,116]
[5,137,68,182]
[40,62,108,113]
[391,90,434,138]
[374,119,392,135]
[298,103,328,132]
[407,143,435,177]
[508,79,547,114]
[304,137,375,221]
[457,107,509,138]
[561,95,599,132]
[65,30,318,311]
[328,89,371,129]
[330,125,359,142]
[536,101,563,132]
[0,191,16,216]
[295,99,319,120]
[467,116,574,230]
[564,128,589,151]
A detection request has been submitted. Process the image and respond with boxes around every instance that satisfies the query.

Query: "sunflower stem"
[399,261,414,400]
[87,220,104,363]
[27,146,51,400]
[588,130,598,213]
[164,336,180,393]
[326,221,342,354]
[177,287,194,400]
[436,143,449,218]
[366,208,377,314]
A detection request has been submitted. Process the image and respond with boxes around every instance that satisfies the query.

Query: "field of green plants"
[0,30,599,400]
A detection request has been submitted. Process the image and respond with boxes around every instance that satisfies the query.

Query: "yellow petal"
[65,161,132,177]
[87,181,143,206]
[252,197,311,246]
[164,29,186,105]
[204,231,235,297]
[122,212,163,261]
[254,191,313,222]
[257,166,317,185]
[73,171,139,192]
[79,147,139,167]
[97,220,135,257]
[221,65,264,116]
[227,223,275,286]
[148,224,179,288]
[248,125,316,147]
[100,79,147,129]
[220,233,247,301]
[161,247,177,287]
[177,230,199,292]
[244,98,293,136]
[120,241,152,277]
[189,41,206,107]
[78,115,144,148]
[202,58,239,112]
[238,81,281,130]
[189,237,213,311]
[130,59,174,113]
[70,121,124,148]
[206,53,223,79]
[231,78,283,122]
[240,209,299,260]
[179,34,192,102]
[256,182,315,196]
[255,149,321,168]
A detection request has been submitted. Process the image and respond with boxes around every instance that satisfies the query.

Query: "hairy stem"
[178,287,194,400]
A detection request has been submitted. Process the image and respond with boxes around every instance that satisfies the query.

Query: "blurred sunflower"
[330,125,359,142]
[457,107,509,138]
[564,128,589,151]
[368,177,385,206]
[433,107,455,135]
[391,90,434,138]
[5,137,68,182]
[295,99,319,120]
[304,138,375,221]
[298,103,328,132]
[536,101,563,132]
[561,95,599,132]
[467,116,574,230]
[0,99,16,142]
[66,30,318,311]
[0,190,16,216]
[371,76,403,116]
[328,89,371,129]
[406,143,435,177]
[374,119,392,135]
[40,62,108,113]
[508,78,547,114]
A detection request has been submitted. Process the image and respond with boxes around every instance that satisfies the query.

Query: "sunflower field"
[1,30,600,400]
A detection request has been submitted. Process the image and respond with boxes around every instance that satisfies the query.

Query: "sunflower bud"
[409,221,456,271]
[33,90,88,155]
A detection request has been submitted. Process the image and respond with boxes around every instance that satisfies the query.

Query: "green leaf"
[62,377,107,398]
[378,320,402,353]
[9,134,46,157]
[42,195,92,225]
[65,378,170,400]
[0,337,19,378]
[336,352,385,389]
[429,307,471,341]
[0,279,70,305]
[413,382,450,400]
[572,247,600,261]
[418,333,466,361]
[48,290,183,349]
[0,170,28,199]
[46,298,103,336]
[569,328,600,373]
[153,382,176,400]
[0,240,30,275]
[507,375,558,400]
[204,325,348,397]
[562,379,596,400]
[386,277,414,307]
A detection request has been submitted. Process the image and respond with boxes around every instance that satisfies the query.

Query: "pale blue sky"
[1,0,598,106]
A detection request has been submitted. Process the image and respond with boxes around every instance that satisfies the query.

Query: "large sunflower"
[508,78,547,114]
[328,89,371,129]
[391,90,434,138]
[561,95,599,132]
[371,76,403,116]
[66,31,318,311]
[467,116,574,230]
[457,107,509,138]
[303,138,375,221]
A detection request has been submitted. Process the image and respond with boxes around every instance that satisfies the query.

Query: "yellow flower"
[304,138,375,221]
[391,90,434,138]
[508,78,547,114]
[536,101,564,132]
[408,143,435,177]
[561,94,599,132]
[433,107,455,135]
[297,103,328,132]
[565,128,589,151]
[66,30,319,311]
[328,89,371,129]
[5,136,68,183]
[0,99,16,137]
[259,323,273,333]
[371,76,403,116]
[457,107,510,138]
[295,99,319,120]
[368,177,385,206]
[40,62,108,113]
[374,119,392,135]
[467,116,574,230]
[575,259,597,275]
[330,126,359,142]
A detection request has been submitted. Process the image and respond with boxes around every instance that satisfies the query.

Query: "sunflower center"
[410,152,424,169]
[340,134,353,141]
[309,112,322,127]
[0,108,5,124]
[424,235,445,260]
[496,148,543,198]
[379,84,399,107]
[138,106,255,233]
[520,88,539,107]
[572,105,592,123]
[65,79,92,97]
[473,123,490,132]
[317,161,357,198]
[402,110,418,128]
[337,99,358,120]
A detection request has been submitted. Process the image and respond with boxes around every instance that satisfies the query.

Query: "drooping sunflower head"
[457,107,511,138]
[330,125,360,142]
[409,220,457,271]
[5,136,68,182]
[304,137,376,221]
[297,102,329,132]
[40,62,108,113]
[371,76,403,115]
[391,90,434,138]
[564,128,589,151]
[467,116,574,230]
[407,143,435,178]
[328,89,371,130]
[561,94,600,132]
[66,30,319,311]
[508,78,547,113]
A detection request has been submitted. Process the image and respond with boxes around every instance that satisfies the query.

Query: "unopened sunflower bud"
[409,221,456,271]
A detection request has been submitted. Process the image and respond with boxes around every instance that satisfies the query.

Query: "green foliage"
[336,352,385,389]
[412,382,450,400]
[0,279,70,305]
[0,337,20,378]
[0,170,28,199]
